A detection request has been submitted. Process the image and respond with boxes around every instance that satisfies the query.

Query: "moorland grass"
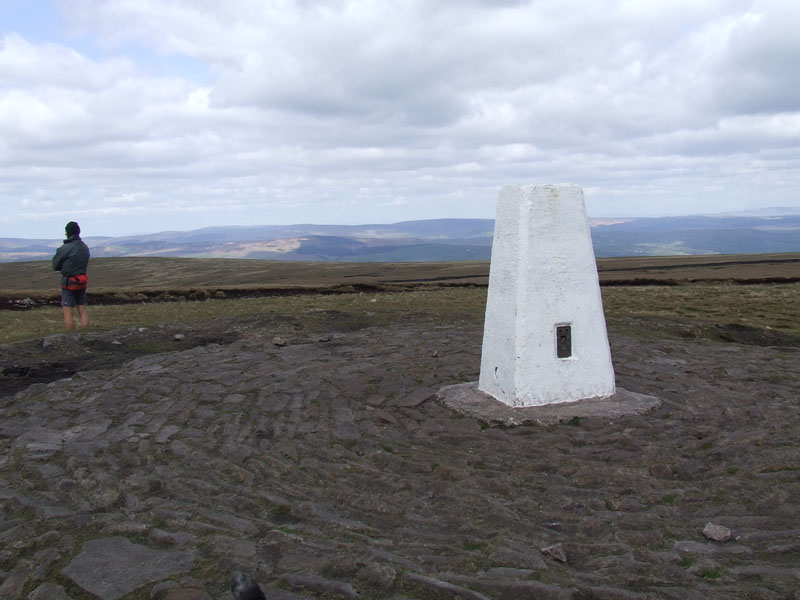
[0,288,486,343]
[601,282,800,336]
[1,282,798,344]
[2,253,797,294]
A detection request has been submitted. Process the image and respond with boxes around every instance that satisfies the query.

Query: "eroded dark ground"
[1,311,799,599]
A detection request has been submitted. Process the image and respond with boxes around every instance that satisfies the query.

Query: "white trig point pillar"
[478,184,615,407]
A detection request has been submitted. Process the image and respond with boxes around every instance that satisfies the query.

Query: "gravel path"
[1,314,799,599]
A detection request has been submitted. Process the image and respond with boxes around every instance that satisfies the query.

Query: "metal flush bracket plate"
[556,325,572,358]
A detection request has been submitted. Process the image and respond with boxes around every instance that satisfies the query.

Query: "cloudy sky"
[2,0,799,238]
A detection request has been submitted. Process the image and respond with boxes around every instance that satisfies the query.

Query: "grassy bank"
[601,282,800,335]
[2,283,798,344]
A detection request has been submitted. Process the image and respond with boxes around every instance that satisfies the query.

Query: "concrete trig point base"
[437,382,660,426]
[437,183,660,423]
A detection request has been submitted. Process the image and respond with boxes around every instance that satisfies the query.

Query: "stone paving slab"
[61,536,195,600]
[1,315,799,599]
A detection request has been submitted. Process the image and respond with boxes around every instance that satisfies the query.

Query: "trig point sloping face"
[478,184,615,407]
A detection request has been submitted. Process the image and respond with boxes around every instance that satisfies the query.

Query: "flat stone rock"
[205,534,257,559]
[279,573,359,599]
[259,586,316,600]
[446,575,576,600]
[0,572,27,599]
[402,572,491,600]
[161,589,212,600]
[436,382,661,425]
[672,540,753,555]
[61,536,195,600]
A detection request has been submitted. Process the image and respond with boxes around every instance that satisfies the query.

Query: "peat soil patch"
[617,316,800,348]
[0,318,246,398]
[0,310,379,398]
[1,282,456,311]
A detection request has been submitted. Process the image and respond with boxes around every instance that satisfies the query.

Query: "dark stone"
[61,536,194,600]
[27,582,73,600]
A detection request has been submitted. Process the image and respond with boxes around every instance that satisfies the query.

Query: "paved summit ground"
[1,309,799,599]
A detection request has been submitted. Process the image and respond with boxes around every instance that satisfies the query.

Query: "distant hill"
[2,213,799,263]
[589,215,800,256]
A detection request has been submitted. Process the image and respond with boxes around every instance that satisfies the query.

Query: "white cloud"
[0,33,130,89]
[1,0,799,237]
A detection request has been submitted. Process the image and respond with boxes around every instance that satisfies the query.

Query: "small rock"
[111,340,122,345]
[272,336,286,346]
[206,535,256,559]
[673,459,705,480]
[673,540,751,555]
[149,529,196,546]
[649,463,673,480]
[104,520,149,536]
[357,563,397,590]
[27,582,73,600]
[402,572,488,600]
[33,530,61,546]
[15,297,37,307]
[151,580,180,598]
[541,543,568,563]
[280,573,359,599]
[489,548,547,569]
[687,557,722,576]
[42,334,64,348]
[174,334,186,341]
[432,349,439,357]
[161,589,212,600]
[89,488,121,510]
[703,522,732,542]
[0,572,28,599]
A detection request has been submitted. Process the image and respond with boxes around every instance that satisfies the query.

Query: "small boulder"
[42,334,64,348]
[703,522,732,543]
[541,543,568,563]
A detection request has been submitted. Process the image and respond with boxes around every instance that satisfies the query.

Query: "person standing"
[52,221,91,330]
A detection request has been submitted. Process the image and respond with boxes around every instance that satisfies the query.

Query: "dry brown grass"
[601,283,800,336]
[2,282,798,344]
[0,287,485,343]
[1,255,798,343]
[1,252,798,293]
[0,257,492,293]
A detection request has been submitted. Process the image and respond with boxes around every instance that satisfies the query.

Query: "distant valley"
[2,213,800,263]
